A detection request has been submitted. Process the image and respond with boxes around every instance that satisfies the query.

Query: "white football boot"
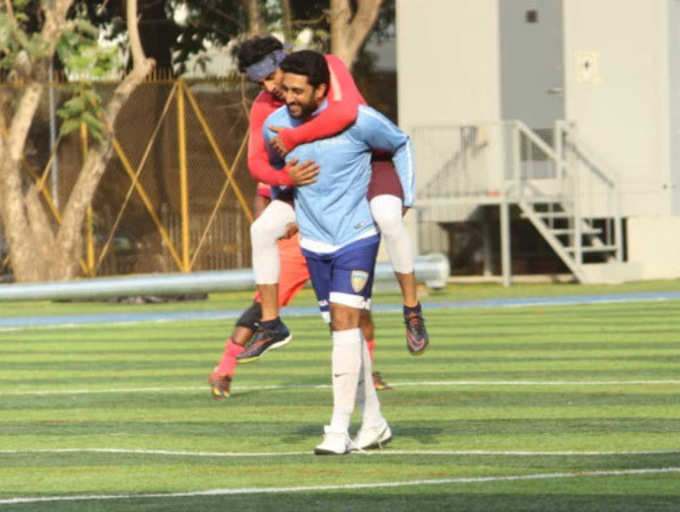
[314,426,352,455]
[352,419,392,450]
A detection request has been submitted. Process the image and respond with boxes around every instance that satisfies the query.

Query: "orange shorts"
[253,233,310,307]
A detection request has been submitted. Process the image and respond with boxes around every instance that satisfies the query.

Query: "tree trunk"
[0,0,153,282]
[0,158,42,281]
[281,0,293,41]
[0,0,74,282]
[54,0,155,280]
[330,0,384,69]
[239,0,267,37]
[53,140,115,280]
[24,185,60,279]
[0,79,50,281]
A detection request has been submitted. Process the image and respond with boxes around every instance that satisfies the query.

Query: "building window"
[526,10,538,23]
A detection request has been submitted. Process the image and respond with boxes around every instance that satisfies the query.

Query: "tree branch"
[3,0,15,23]
[126,0,146,71]
[330,0,352,46]
[281,0,293,40]
[330,0,383,68]
[103,0,154,127]
[56,0,155,273]
[6,0,75,161]
[205,4,246,28]
[348,0,384,44]
[237,0,267,36]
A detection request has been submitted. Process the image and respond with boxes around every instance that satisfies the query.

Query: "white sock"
[250,200,296,284]
[370,194,414,274]
[329,328,362,433]
[356,333,384,429]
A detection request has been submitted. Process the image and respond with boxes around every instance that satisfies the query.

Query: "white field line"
[2,379,680,397]
[2,448,680,458]
[1,467,679,505]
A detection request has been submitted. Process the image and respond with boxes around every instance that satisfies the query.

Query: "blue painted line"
[0,310,243,329]
[1,291,679,329]
[418,291,680,311]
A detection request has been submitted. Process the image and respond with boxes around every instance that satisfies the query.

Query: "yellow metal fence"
[1,74,258,278]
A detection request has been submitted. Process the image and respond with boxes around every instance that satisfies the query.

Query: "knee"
[331,314,351,331]
[372,207,403,237]
[330,304,359,331]
[359,310,374,340]
[250,217,275,246]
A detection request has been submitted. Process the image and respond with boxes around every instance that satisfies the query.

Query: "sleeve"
[355,108,416,207]
[247,98,294,187]
[276,54,367,151]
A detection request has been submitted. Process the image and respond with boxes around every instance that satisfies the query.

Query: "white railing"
[412,121,571,205]
[412,120,623,280]
[554,120,623,262]
[412,119,621,217]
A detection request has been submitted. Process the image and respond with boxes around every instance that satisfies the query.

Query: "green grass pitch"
[1,282,679,511]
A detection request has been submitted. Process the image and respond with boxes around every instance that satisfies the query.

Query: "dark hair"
[236,36,283,72]
[280,50,329,88]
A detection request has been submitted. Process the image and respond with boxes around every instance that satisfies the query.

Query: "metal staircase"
[412,120,624,283]
[518,199,620,282]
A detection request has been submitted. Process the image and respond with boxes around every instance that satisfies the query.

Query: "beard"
[286,100,317,119]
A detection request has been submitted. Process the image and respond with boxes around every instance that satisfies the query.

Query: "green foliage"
[56,85,105,143]
[55,8,120,144]
[166,1,395,73]
[169,0,248,74]
[0,1,49,73]
[0,1,120,143]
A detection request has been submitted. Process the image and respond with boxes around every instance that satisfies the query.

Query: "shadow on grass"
[3,491,680,512]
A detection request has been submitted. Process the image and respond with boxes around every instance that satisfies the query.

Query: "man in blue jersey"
[263,51,415,455]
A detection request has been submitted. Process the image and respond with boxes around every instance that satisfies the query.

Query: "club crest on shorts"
[351,270,369,293]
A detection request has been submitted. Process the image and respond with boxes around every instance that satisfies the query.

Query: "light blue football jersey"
[264,102,415,250]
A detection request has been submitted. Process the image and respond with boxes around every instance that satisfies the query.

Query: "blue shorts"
[302,235,380,322]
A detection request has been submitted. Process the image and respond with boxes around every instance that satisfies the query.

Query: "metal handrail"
[554,120,623,262]
[412,119,624,283]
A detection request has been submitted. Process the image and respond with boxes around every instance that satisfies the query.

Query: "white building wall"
[396,0,501,131]
[627,216,680,279]
[563,0,672,217]
[398,0,675,220]
[668,0,680,214]
[397,0,680,280]
[396,0,503,255]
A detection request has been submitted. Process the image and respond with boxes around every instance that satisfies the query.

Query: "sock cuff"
[261,317,281,330]
[332,328,362,346]
[403,302,422,315]
[226,339,245,356]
